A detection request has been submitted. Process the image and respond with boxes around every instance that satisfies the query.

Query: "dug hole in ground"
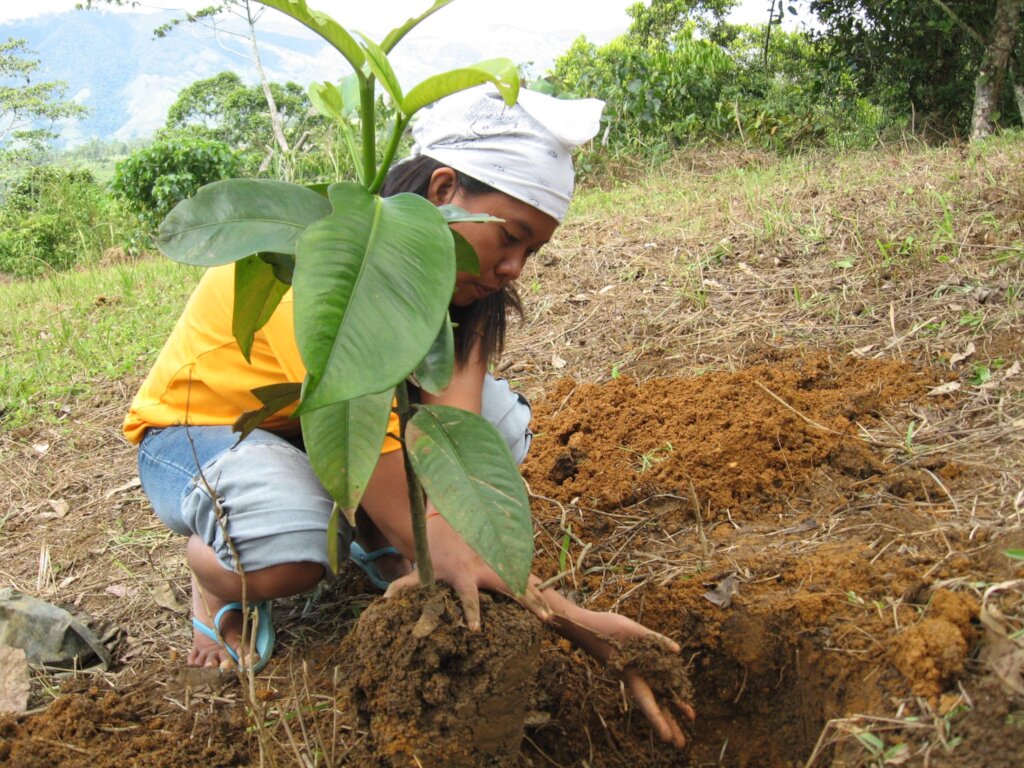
[0,143,1022,767]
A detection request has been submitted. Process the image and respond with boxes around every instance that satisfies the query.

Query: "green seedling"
[958,311,986,331]
[558,526,572,573]
[968,363,992,387]
[855,730,909,766]
[904,420,918,454]
[155,0,533,596]
[621,442,673,473]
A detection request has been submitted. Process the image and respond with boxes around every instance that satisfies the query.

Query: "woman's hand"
[383,510,552,629]
[545,600,696,748]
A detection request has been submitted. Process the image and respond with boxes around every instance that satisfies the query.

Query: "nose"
[496,252,526,281]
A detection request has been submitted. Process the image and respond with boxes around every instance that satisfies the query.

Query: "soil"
[2,146,1023,766]
[2,351,1019,767]
[345,588,542,767]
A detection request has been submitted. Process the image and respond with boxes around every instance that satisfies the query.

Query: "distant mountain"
[0,9,617,148]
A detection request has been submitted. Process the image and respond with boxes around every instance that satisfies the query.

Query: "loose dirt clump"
[0,678,251,767]
[344,588,542,767]
[523,351,932,519]
[891,589,979,698]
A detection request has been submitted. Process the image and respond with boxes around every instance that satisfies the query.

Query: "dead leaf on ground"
[104,478,142,499]
[702,573,739,608]
[41,499,69,519]
[927,381,962,397]
[949,342,975,367]
[979,580,1024,697]
[151,581,188,614]
[551,354,567,370]
[0,645,29,714]
[105,584,133,599]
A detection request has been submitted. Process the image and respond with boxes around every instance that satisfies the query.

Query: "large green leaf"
[300,388,395,511]
[232,382,302,441]
[292,183,455,411]
[402,58,520,117]
[380,0,455,53]
[437,205,501,276]
[259,251,295,284]
[437,205,503,225]
[258,0,365,71]
[412,315,454,395]
[233,254,291,361]
[407,405,533,595]
[451,231,480,276]
[158,179,331,266]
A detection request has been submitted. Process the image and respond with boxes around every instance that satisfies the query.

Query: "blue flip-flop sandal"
[192,600,275,673]
[349,541,400,591]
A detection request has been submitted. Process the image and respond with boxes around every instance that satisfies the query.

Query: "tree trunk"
[243,0,291,177]
[970,0,1023,140]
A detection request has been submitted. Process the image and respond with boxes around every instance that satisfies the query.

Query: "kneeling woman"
[124,87,694,747]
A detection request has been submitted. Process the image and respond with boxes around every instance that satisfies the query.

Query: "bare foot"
[188,575,253,670]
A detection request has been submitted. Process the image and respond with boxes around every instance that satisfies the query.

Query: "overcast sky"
[0,1,800,38]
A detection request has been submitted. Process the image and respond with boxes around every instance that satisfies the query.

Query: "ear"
[426,167,459,206]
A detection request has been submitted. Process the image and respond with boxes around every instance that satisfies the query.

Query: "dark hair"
[380,154,522,366]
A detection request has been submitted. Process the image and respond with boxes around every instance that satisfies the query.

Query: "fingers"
[626,671,688,748]
[648,630,681,654]
[383,571,419,598]
[674,697,697,723]
[664,709,687,748]
[518,582,553,622]
[454,580,482,631]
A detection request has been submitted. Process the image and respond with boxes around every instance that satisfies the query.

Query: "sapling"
[156,0,534,597]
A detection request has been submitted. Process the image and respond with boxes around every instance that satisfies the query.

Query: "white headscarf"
[409,86,605,223]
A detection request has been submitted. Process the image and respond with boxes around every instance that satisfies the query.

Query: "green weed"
[855,730,909,766]
[621,442,674,473]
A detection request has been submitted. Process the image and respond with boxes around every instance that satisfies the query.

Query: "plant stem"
[360,78,377,188]
[368,115,410,194]
[395,381,435,589]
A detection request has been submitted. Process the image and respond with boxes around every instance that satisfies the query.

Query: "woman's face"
[427,168,559,307]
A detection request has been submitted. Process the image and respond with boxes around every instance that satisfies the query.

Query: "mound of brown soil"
[2,353,1017,768]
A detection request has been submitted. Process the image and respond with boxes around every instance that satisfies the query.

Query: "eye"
[502,228,520,246]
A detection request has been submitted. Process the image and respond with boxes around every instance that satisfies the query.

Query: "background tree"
[625,0,739,42]
[0,38,88,169]
[809,0,1024,137]
[968,0,1023,138]
[112,135,240,230]
[162,71,320,175]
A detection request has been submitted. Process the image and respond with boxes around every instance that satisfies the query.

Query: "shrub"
[553,30,735,154]
[112,136,240,230]
[0,166,131,278]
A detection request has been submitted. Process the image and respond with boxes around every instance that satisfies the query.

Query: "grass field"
[0,138,1021,766]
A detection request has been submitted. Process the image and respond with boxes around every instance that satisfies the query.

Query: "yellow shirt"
[123,264,400,451]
